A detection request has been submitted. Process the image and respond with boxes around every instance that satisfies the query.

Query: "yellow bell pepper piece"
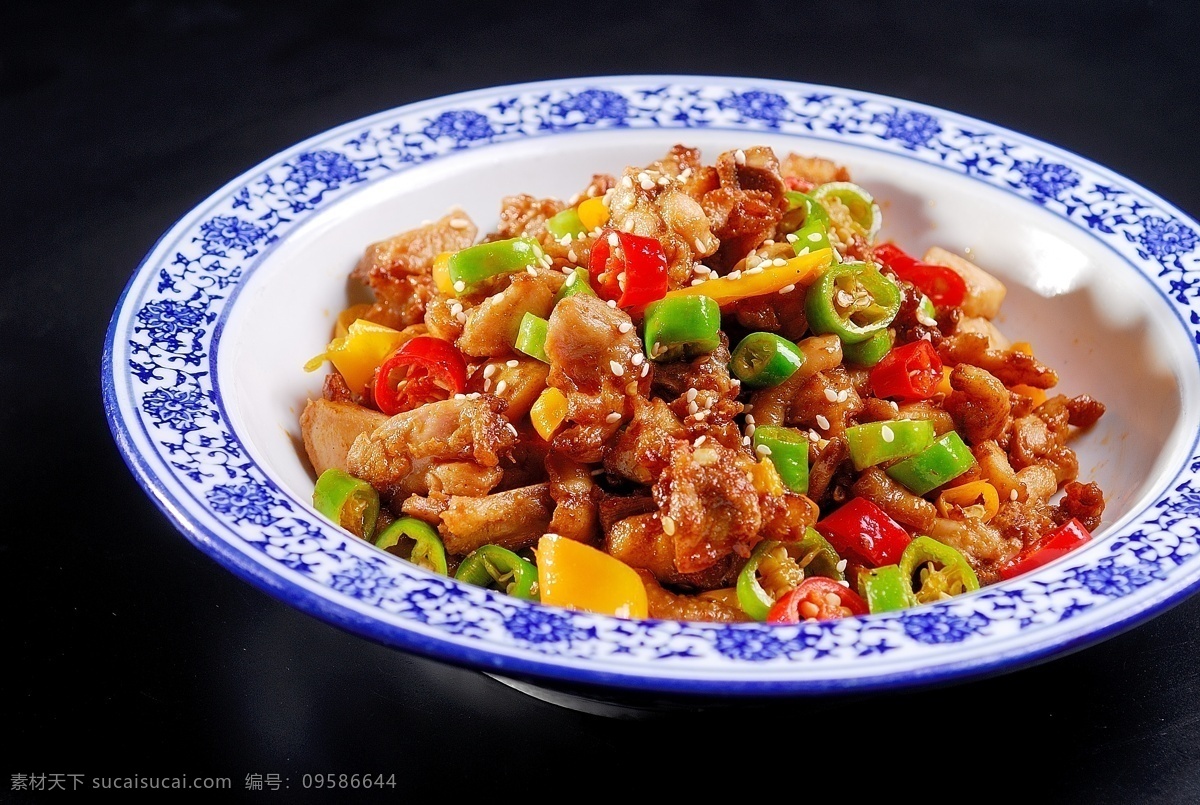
[664,248,832,307]
[536,534,648,619]
[1009,383,1048,407]
[937,480,1000,523]
[334,303,373,338]
[1011,341,1033,356]
[935,365,954,397]
[530,387,568,441]
[432,251,455,295]
[577,196,610,231]
[304,318,408,391]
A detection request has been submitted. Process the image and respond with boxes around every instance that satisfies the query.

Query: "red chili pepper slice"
[767,577,869,623]
[373,336,467,416]
[588,228,668,308]
[816,497,912,567]
[869,340,943,402]
[874,243,967,308]
[998,518,1093,580]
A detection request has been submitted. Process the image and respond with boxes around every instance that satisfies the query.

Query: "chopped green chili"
[841,328,892,367]
[805,261,901,344]
[899,536,980,604]
[514,312,550,363]
[844,420,936,471]
[545,207,587,239]
[857,564,916,613]
[886,431,975,496]
[454,545,540,600]
[752,425,810,493]
[643,295,721,362]
[730,332,806,387]
[447,236,543,293]
[312,468,379,541]
[554,266,596,304]
[373,517,448,575]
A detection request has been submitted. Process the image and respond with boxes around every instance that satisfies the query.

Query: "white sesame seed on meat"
[618,321,633,334]
[494,380,508,395]
[610,360,625,377]
[816,414,831,430]
[606,411,622,423]
[506,359,519,368]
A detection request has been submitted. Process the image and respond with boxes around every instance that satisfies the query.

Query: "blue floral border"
[105,78,1200,690]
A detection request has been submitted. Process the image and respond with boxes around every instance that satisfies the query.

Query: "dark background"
[6,0,1200,801]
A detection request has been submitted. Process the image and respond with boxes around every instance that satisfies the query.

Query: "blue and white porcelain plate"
[103,76,1200,695]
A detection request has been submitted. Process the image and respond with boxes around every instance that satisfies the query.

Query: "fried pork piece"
[750,334,844,426]
[928,516,1021,585]
[945,364,1011,445]
[653,440,763,574]
[439,483,554,555]
[605,153,719,290]
[352,210,477,329]
[603,397,687,485]
[457,272,556,357]
[702,147,788,271]
[300,399,388,476]
[940,332,1059,389]
[1008,395,1084,484]
[806,435,850,504]
[546,453,600,544]
[492,194,565,241]
[779,153,851,190]
[607,512,741,590]
[784,366,863,437]
[346,396,516,498]
[1054,481,1105,532]
[851,466,937,534]
[636,570,750,622]
[544,294,648,463]
[652,334,744,449]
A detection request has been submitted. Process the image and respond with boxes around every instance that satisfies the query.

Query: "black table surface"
[7,1,1200,801]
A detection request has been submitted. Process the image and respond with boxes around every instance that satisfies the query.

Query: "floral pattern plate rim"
[103,76,1200,695]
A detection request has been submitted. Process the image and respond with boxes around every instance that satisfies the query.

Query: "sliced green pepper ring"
[313,468,379,541]
[812,181,882,241]
[736,529,845,621]
[554,266,596,304]
[643,295,721,362]
[804,261,901,344]
[454,544,540,600]
[780,191,830,235]
[857,564,916,613]
[841,328,892,367]
[545,207,587,239]
[886,431,975,496]
[751,425,810,494]
[730,332,806,387]
[374,517,448,575]
[515,312,550,363]
[899,536,980,605]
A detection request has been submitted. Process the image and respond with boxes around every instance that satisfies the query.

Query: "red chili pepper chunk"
[373,336,468,416]
[869,339,943,402]
[874,242,967,308]
[998,518,1093,580]
[816,497,912,567]
[767,577,869,623]
[588,228,668,309]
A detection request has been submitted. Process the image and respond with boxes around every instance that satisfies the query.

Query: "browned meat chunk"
[851,466,937,533]
[807,435,849,504]
[928,517,1021,584]
[544,294,648,463]
[750,334,843,426]
[546,454,600,544]
[300,399,388,476]
[1054,481,1105,532]
[1066,395,1106,428]
[636,570,750,622]
[702,147,787,271]
[346,396,516,498]
[353,211,477,329]
[603,397,686,485]
[785,366,863,437]
[945,364,1011,445]
[606,512,740,590]
[940,333,1059,389]
[439,483,554,555]
[780,153,851,189]
[653,441,762,574]
[457,272,556,357]
[492,194,565,241]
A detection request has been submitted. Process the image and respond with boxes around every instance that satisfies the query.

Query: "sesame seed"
[631,353,644,366]
[881,424,895,443]
[809,430,821,442]
[449,302,463,317]
[745,266,764,276]
[610,360,625,376]
[745,414,755,425]
[453,393,466,400]
[661,515,676,536]
[562,232,573,245]
[618,321,633,334]
[742,436,751,446]
[591,468,605,476]
[453,280,466,293]
[837,389,849,403]
[621,176,633,189]
[836,559,848,572]
[607,299,617,308]
[816,414,831,430]
[621,219,635,232]
[507,423,519,436]
[506,359,519,368]
[607,232,619,247]
[795,246,811,256]
[686,388,698,402]
[693,238,706,253]
[727,270,742,280]
[483,379,492,391]
[1010,489,1019,501]
[778,284,796,294]
[640,179,656,191]
[456,312,467,323]
[638,171,650,183]
[449,217,470,229]
[617,271,627,284]
[694,435,707,447]
[494,380,508,395]
[606,411,622,423]
[694,410,708,420]
[746,424,756,438]
[786,233,799,243]
[773,257,789,267]
[680,168,692,180]
[641,363,650,377]
[483,364,496,379]
[688,401,699,415]
[824,388,839,403]
[734,149,746,165]
[526,266,538,276]
[657,176,670,186]
[747,255,762,269]
[565,272,577,287]
[567,250,578,263]
[690,278,705,286]
[808,231,823,242]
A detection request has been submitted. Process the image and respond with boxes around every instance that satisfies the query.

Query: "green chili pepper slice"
[805,261,901,344]
[899,536,980,604]
[736,529,844,621]
[553,266,596,304]
[545,207,587,239]
[643,295,721,362]
[841,328,892,367]
[857,564,917,613]
[918,294,938,322]
[811,181,882,242]
[752,425,810,494]
[790,218,835,259]
[454,545,540,600]
[514,312,550,363]
[844,420,936,471]
[730,332,806,387]
[373,517,448,575]
[312,468,379,541]
[886,431,975,496]
[447,236,543,293]
[779,191,830,235]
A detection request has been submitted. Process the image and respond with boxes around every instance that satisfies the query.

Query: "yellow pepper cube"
[536,534,648,619]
